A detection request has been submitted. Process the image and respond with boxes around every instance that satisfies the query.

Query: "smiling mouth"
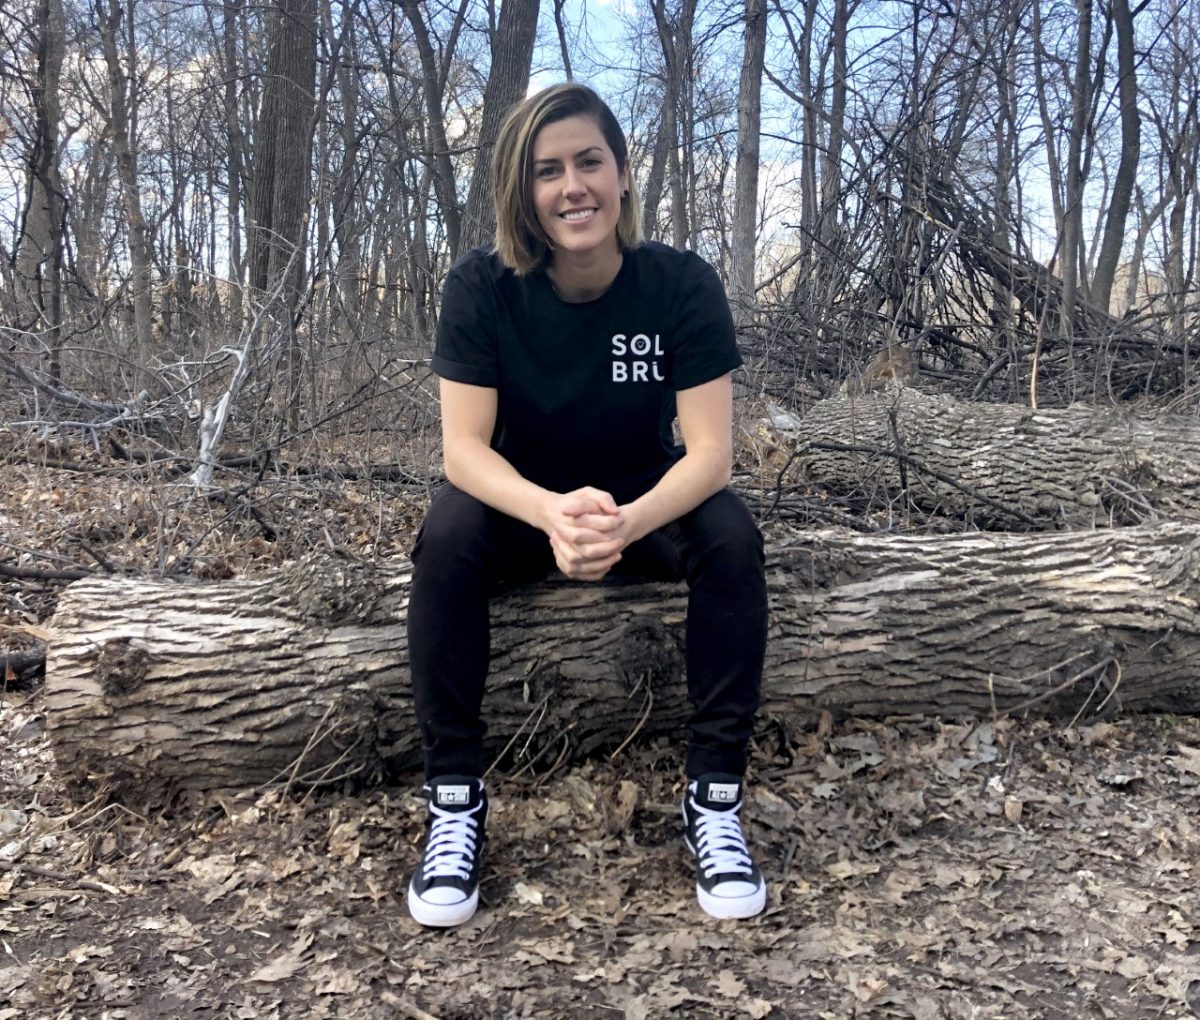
[560,209,597,221]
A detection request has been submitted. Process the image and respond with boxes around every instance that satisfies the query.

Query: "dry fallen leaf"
[514,881,544,906]
[604,780,638,835]
[1170,745,1200,776]
[715,969,746,997]
[826,860,880,881]
[246,932,314,983]
[1115,956,1151,981]
[852,977,890,1003]
[314,968,361,995]
[246,950,307,984]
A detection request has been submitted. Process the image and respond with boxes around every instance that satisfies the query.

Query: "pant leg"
[646,490,768,779]
[408,483,553,779]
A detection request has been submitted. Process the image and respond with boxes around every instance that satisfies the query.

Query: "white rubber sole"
[696,880,767,920]
[407,883,479,927]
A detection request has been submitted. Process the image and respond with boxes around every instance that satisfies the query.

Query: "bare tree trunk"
[249,0,317,299]
[1032,0,1066,240]
[399,0,466,259]
[97,0,155,356]
[1060,0,1092,337]
[818,0,847,252]
[553,0,572,78]
[731,0,766,326]
[16,0,66,378]
[650,0,695,250]
[46,522,1200,795]
[458,0,542,256]
[640,92,672,241]
[221,0,246,324]
[1090,0,1140,312]
[248,0,317,425]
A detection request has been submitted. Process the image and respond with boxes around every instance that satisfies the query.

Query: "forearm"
[624,446,731,541]
[444,439,554,532]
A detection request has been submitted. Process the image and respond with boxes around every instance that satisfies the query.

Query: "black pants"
[408,483,768,780]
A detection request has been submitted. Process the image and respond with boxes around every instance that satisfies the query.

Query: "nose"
[561,166,586,196]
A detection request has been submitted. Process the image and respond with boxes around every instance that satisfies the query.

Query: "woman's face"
[530,114,627,261]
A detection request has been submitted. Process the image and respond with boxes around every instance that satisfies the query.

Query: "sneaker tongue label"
[437,785,471,806]
[707,783,739,803]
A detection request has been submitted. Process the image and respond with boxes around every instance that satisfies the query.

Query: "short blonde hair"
[492,83,644,275]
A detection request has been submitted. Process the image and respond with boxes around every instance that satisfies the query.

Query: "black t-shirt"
[432,241,741,503]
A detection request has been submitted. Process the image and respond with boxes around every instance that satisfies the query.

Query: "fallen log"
[794,389,1200,527]
[45,523,1200,795]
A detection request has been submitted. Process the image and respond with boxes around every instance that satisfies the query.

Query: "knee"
[686,492,764,571]
[412,487,492,569]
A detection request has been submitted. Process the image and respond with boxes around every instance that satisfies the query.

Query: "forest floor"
[2,429,1200,1020]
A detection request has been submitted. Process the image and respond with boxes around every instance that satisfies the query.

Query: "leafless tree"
[458,0,542,256]
[731,0,766,326]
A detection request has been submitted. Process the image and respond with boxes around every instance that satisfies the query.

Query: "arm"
[623,372,733,539]
[440,378,625,573]
[559,373,734,566]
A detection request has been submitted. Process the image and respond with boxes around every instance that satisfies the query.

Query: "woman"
[406,83,768,926]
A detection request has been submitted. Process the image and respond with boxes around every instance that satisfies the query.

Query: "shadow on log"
[793,390,1200,528]
[45,523,1200,797]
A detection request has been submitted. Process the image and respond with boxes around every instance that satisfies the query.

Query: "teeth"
[562,210,594,221]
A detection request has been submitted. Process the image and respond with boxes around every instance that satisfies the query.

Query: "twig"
[608,680,654,761]
[804,439,1044,527]
[0,562,89,581]
[1005,657,1115,716]
[483,692,553,778]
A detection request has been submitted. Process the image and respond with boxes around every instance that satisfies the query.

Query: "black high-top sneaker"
[682,773,767,919]
[407,775,488,927]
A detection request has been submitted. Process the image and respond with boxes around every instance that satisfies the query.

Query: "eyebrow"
[532,146,604,166]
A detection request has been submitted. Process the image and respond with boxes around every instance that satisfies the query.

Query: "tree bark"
[1090,0,1140,313]
[399,0,466,260]
[17,0,66,377]
[457,0,541,256]
[793,389,1200,527]
[46,522,1200,796]
[650,0,695,251]
[731,0,766,326]
[1059,0,1093,336]
[97,0,155,357]
[249,0,317,301]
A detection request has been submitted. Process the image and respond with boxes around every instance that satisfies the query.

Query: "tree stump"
[793,390,1200,526]
[45,523,1200,796]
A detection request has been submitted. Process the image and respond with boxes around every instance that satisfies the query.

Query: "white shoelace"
[691,799,753,879]
[422,801,482,881]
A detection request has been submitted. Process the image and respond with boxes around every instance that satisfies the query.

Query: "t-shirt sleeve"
[431,263,500,388]
[671,255,742,391]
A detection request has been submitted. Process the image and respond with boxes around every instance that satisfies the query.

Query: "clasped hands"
[544,487,641,582]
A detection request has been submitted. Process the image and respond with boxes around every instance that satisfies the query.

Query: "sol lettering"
[611,333,665,383]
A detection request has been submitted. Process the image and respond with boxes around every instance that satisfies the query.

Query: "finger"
[563,525,625,549]
[571,536,625,559]
[550,533,622,573]
[564,552,621,581]
[570,512,624,534]
[559,496,603,518]
[576,487,619,515]
[558,523,611,546]
[563,488,618,516]
[553,531,624,562]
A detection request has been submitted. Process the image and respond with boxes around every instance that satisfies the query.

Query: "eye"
[580,157,601,169]
[535,164,559,178]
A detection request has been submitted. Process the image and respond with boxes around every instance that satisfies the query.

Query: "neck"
[545,242,623,302]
